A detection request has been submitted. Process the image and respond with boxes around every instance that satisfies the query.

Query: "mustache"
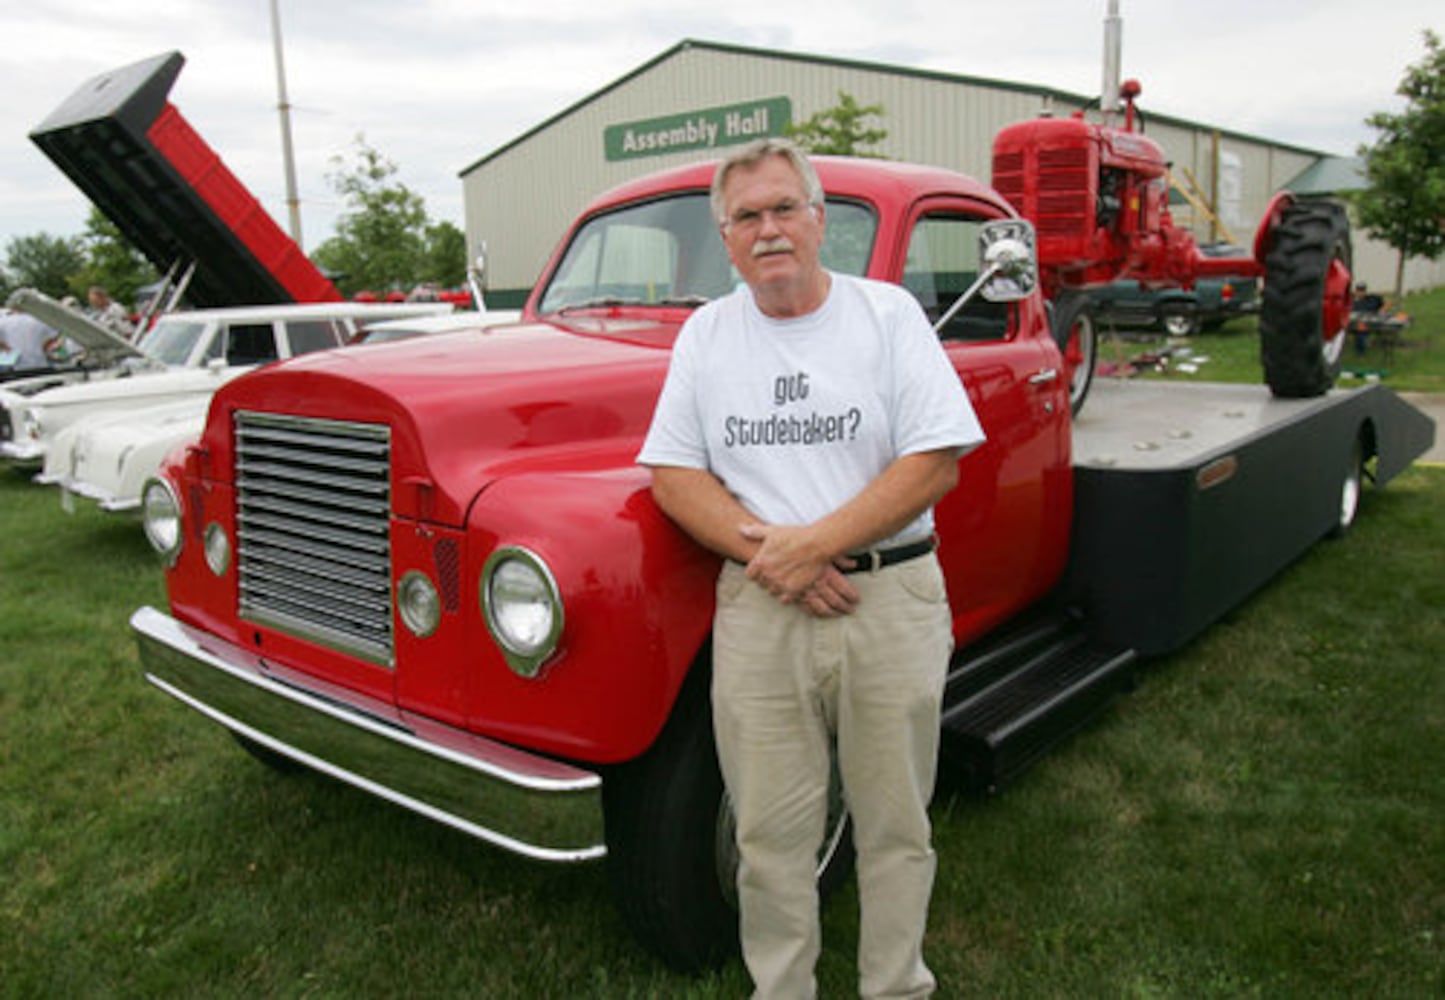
[751,237,794,258]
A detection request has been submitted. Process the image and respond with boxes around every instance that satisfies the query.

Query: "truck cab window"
[139,318,208,366]
[284,319,345,356]
[539,195,717,313]
[537,194,878,315]
[223,323,280,366]
[904,214,1010,342]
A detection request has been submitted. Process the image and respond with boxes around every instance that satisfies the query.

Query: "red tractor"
[992,79,1354,414]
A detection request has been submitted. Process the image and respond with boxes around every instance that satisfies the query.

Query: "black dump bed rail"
[30,51,339,309]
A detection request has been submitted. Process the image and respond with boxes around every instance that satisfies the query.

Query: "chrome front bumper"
[131,606,606,863]
[0,439,43,465]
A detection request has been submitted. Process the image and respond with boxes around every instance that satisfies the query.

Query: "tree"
[72,208,158,308]
[311,137,464,297]
[1355,30,1445,300]
[2,232,85,300]
[785,92,888,157]
[422,220,467,290]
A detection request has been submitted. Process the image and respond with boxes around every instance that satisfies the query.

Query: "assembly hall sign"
[605,98,792,161]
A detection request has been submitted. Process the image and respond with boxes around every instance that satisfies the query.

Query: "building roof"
[1285,155,1366,195]
[459,37,1332,178]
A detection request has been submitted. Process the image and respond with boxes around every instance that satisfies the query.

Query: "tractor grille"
[234,411,394,665]
[1034,147,1092,238]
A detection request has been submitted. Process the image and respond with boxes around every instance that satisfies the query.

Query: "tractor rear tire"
[1259,200,1352,398]
[1051,291,1097,417]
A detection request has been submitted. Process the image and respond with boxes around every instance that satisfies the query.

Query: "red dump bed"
[29,51,340,308]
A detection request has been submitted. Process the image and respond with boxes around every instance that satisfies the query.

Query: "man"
[0,310,60,370]
[637,138,984,998]
[87,286,134,339]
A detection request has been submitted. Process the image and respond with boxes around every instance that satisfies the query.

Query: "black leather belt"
[842,536,936,574]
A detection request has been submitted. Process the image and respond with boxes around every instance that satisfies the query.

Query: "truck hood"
[7,288,147,367]
[204,316,679,526]
[21,364,242,413]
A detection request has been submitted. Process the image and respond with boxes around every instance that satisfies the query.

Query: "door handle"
[1028,368,1059,385]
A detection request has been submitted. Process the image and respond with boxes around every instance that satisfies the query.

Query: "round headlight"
[21,407,43,441]
[203,522,231,576]
[398,571,441,638]
[481,547,563,677]
[140,478,183,564]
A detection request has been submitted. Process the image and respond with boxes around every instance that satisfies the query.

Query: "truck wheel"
[603,665,854,971]
[1259,200,1352,398]
[1327,433,1367,539]
[1159,303,1199,337]
[1051,291,1096,416]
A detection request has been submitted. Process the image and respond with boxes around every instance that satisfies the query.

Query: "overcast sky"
[2,0,1439,258]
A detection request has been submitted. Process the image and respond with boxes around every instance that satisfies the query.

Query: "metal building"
[460,39,1338,306]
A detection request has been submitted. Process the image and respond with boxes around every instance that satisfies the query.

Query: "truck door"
[898,205,1073,645]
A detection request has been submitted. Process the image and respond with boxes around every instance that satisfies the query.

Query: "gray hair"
[710,137,824,226]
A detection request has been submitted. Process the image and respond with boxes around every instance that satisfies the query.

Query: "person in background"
[638,138,984,998]
[0,309,61,371]
[87,285,135,339]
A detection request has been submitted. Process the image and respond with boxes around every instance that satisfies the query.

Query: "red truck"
[131,154,1433,970]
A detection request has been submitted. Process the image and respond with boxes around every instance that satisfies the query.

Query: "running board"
[939,611,1136,793]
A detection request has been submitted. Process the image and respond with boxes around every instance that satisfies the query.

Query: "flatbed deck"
[1074,379,1358,470]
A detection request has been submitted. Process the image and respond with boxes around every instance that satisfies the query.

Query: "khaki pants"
[713,555,951,999]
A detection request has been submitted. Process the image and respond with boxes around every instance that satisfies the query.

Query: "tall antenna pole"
[268,0,304,247]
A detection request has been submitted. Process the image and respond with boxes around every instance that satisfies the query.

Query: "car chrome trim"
[131,605,607,863]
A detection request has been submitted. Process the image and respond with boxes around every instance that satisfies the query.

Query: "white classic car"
[41,309,521,513]
[0,293,454,470]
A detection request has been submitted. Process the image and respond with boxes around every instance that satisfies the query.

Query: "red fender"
[1252,190,1298,266]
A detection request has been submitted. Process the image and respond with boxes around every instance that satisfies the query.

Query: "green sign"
[604,98,792,162]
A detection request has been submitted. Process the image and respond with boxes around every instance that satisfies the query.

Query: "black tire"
[603,664,854,971]
[1159,301,1200,337]
[1259,200,1353,398]
[1050,291,1097,417]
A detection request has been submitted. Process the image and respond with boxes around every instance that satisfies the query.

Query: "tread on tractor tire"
[1259,200,1352,398]
[602,664,854,971]
[1051,290,1097,417]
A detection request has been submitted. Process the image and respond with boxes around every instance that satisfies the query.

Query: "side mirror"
[932,218,1039,334]
[978,219,1037,302]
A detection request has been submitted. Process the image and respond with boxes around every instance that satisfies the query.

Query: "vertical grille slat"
[235,411,394,665]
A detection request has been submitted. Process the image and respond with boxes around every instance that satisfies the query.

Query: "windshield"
[537,193,877,315]
[137,318,207,367]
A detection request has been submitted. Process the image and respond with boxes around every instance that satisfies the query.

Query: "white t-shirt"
[638,273,985,547]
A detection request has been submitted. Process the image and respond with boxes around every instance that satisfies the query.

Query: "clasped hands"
[739,522,860,618]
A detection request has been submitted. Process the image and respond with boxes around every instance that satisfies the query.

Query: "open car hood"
[6,288,147,366]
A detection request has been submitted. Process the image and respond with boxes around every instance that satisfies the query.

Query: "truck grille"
[234,411,394,665]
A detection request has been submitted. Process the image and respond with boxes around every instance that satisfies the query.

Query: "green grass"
[3,450,1442,995]
[1104,285,1445,394]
